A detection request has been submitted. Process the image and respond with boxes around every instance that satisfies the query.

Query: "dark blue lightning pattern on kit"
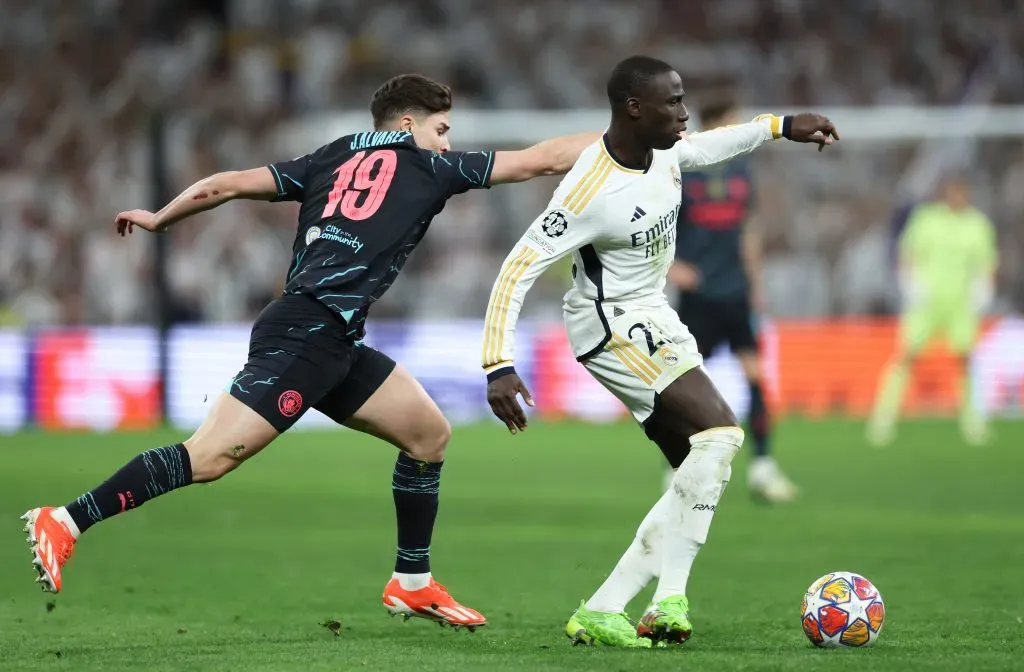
[267,132,494,339]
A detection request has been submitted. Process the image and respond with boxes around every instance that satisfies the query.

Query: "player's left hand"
[115,209,163,236]
[668,262,701,291]
[788,113,840,152]
[486,372,534,434]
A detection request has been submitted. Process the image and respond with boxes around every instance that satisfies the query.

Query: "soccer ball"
[801,571,885,647]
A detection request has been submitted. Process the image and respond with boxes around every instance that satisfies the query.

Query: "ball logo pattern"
[801,571,885,648]
[541,210,569,238]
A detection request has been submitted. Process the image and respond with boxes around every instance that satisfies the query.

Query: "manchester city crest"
[305,226,322,246]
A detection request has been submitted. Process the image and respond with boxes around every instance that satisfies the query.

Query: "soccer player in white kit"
[480,56,838,647]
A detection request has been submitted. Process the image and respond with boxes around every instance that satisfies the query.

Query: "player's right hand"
[787,113,840,152]
[115,209,163,236]
[486,372,534,434]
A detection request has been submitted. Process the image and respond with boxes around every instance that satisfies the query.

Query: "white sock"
[392,572,432,591]
[652,427,743,603]
[51,506,81,539]
[585,489,672,613]
[748,455,776,485]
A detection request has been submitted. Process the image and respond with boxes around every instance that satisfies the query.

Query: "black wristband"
[486,366,516,383]
[781,115,793,140]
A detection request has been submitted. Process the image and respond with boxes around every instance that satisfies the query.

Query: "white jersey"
[481,115,784,375]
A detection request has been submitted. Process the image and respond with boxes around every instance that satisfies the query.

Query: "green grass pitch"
[1,419,1023,671]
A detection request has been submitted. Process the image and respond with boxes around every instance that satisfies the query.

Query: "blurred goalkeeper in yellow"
[867,175,998,446]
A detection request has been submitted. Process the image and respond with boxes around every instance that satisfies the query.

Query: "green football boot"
[636,595,693,644]
[565,601,652,648]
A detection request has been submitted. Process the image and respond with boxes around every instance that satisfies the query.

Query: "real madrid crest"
[670,165,682,190]
[659,345,680,367]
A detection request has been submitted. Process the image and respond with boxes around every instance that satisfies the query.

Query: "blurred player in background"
[20,74,597,631]
[867,174,998,446]
[481,55,837,647]
[670,98,797,503]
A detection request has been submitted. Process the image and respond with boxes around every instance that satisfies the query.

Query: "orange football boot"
[382,577,487,631]
[21,507,76,593]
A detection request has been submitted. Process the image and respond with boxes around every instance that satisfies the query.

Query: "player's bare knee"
[183,437,250,483]
[182,440,216,483]
[404,416,451,463]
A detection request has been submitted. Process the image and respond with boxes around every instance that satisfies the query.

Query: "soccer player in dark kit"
[670,98,797,504]
[21,74,596,630]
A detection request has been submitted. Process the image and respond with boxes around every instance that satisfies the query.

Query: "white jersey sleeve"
[481,198,605,377]
[675,114,783,169]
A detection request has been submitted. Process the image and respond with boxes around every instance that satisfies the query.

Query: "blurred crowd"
[1,0,1023,326]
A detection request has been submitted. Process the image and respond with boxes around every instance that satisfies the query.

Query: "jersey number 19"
[322,149,397,221]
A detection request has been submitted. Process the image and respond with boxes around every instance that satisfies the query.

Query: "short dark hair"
[698,97,739,126]
[370,74,452,128]
[606,55,675,106]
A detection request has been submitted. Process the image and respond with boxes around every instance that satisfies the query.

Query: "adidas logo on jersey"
[630,206,647,223]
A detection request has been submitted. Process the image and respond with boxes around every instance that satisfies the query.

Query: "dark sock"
[65,443,193,535]
[391,452,442,574]
[748,381,771,457]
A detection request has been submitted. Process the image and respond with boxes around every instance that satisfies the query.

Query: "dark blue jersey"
[268,131,494,337]
[674,158,754,301]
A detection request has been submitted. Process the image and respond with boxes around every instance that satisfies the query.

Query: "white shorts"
[574,303,703,423]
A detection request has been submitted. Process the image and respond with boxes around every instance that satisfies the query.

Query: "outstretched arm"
[677,113,839,170]
[488,132,602,184]
[115,168,280,235]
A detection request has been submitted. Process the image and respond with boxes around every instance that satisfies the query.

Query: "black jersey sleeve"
[268,154,314,202]
[430,150,495,197]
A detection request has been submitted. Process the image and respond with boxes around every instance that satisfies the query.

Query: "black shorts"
[677,292,758,358]
[228,294,396,432]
